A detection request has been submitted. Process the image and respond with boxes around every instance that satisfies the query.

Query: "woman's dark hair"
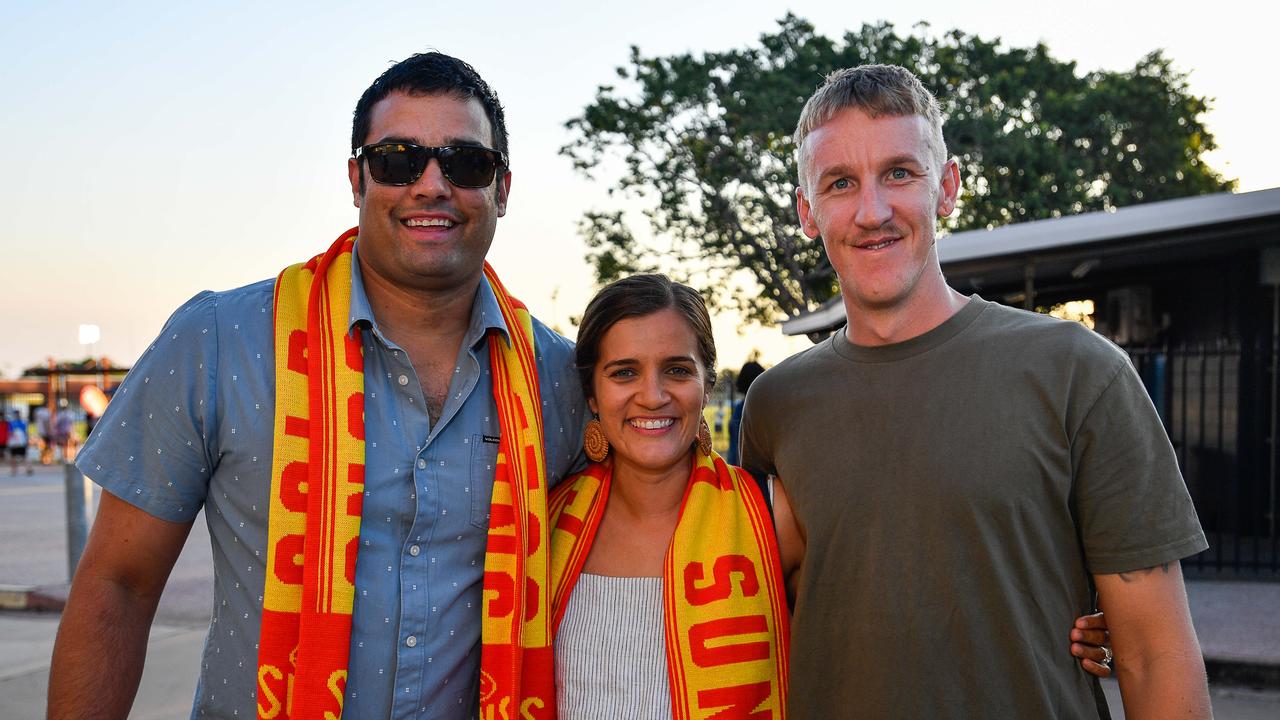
[575,274,717,398]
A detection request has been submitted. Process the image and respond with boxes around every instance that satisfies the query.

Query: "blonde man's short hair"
[794,64,947,178]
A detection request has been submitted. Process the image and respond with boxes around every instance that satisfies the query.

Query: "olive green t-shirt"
[741,296,1206,719]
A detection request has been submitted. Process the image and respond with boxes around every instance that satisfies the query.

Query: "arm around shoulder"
[47,491,194,720]
[771,477,805,605]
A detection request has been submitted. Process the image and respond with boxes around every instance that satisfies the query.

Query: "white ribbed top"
[554,573,671,719]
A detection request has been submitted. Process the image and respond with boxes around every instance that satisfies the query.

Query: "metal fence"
[1125,340,1279,578]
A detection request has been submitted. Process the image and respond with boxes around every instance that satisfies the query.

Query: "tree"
[562,14,1235,325]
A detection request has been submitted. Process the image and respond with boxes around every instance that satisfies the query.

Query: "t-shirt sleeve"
[75,292,221,522]
[1071,355,1208,575]
[738,383,778,484]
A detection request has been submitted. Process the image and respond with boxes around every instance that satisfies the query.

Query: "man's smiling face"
[348,91,510,294]
[797,107,957,314]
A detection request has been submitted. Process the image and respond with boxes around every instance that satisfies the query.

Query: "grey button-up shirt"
[78,247,586,719]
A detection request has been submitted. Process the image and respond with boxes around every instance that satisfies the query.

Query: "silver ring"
[1101,646,1113,666]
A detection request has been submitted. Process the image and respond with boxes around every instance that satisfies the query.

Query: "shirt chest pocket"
[469,434,500,529]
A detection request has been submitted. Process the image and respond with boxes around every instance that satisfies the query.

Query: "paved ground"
[0,614,204,719]
[0,466,214,627]
[3,463,1279,718]
[1186,580,1280,668]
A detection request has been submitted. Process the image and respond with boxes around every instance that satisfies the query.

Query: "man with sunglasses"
[49,52,586,720]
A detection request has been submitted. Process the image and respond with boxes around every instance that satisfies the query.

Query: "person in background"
[34,405,52,465]
[0,413,9,470]
[6,410,32,476]
[54,407,75,463]
[725,359,764,466]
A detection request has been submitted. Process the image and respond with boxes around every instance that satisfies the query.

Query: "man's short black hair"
[351,52,508,159]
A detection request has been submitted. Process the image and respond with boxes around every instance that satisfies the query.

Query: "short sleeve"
[1072,358,1208,574]
[738,383,778,484]
[76,292,221,522]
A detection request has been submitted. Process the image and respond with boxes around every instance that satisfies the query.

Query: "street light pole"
[66,324,103,578]
[64,462,93,579]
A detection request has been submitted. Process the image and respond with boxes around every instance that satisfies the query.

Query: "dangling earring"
[697,416,713,457]
[584,416,610,462]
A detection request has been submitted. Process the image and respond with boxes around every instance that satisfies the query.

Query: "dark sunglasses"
[356,142,508,188]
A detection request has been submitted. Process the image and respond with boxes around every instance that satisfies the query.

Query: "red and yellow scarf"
[257,228,553,719]
[549,452,790,719]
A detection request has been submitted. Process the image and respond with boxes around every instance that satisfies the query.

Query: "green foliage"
[562,14,1235,323]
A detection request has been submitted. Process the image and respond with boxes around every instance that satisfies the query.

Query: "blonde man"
[742,65,1211,718]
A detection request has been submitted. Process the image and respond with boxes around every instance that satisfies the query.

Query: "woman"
[548,274,1111,717]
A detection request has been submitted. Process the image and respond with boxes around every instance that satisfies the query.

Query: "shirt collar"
[466,272,512,349]
[347,242,510,349]
[347,246,378,332]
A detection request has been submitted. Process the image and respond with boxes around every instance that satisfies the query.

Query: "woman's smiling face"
[589,308,709,480]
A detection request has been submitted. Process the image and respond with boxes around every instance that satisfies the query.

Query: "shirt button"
[417,459,426,470]
[398,374,409,386]
[405,635,417,648]
[409,545,420,557]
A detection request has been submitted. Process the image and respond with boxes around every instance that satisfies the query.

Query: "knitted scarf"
[548,452,790,719]
[257,228,552,719]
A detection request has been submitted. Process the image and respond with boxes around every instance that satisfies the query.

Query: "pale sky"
[2,0,1275,378]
